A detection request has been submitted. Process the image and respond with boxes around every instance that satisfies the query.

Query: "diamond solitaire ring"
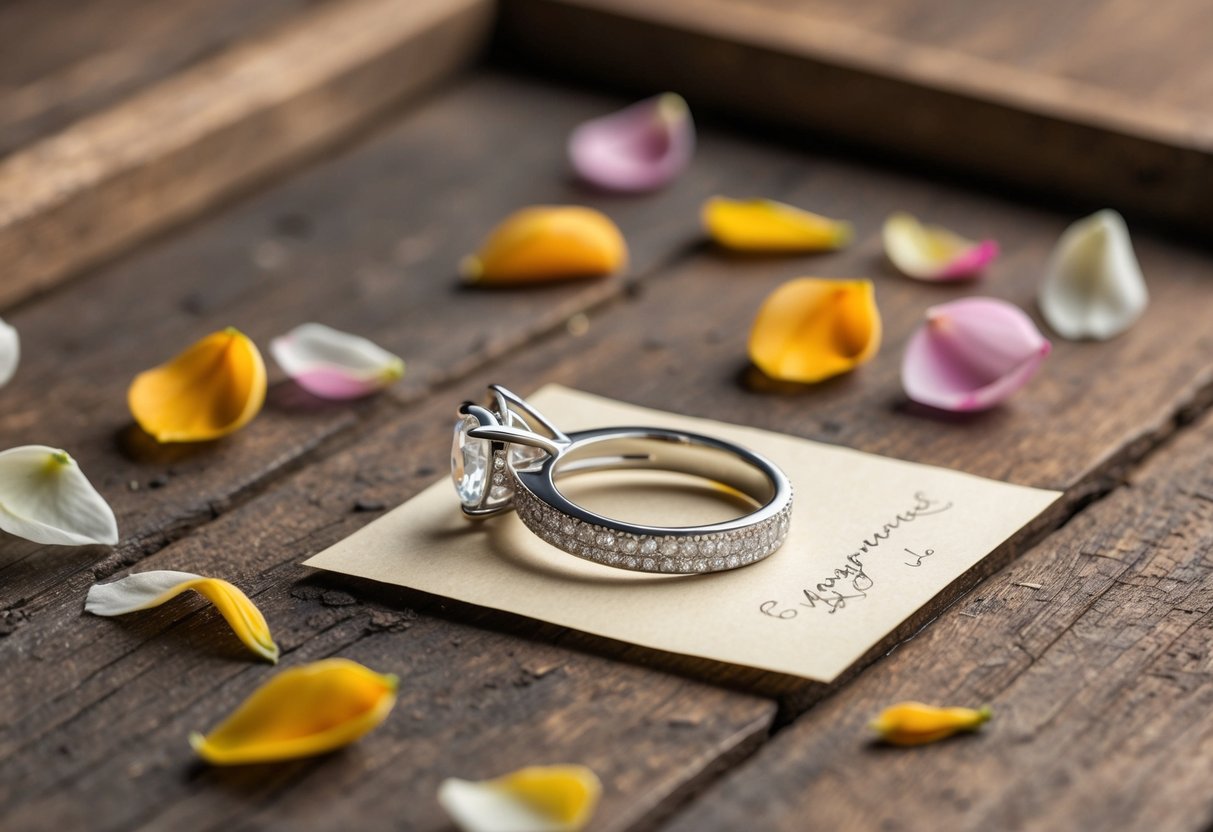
[451,385,793,574]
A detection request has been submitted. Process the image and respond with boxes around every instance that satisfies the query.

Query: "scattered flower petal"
[86,570,278,663]
[1039,209,1148,340]
[569,93,694,192]
[748,278,881,383]
[0,446,117,546]
[883,212,999,281]
[870,701,992,746]
[270,323,403,400]
[703,197,852,252]
[439,765,602,832]
[902,297,1051,412]
[0,317,18,388]
[189,658,397,764]
[461,206,627,284]
[128,327,266,442]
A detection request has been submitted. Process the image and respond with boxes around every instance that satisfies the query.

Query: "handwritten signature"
[760,491,951,619]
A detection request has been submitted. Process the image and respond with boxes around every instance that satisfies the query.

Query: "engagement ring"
[451,385,793,574]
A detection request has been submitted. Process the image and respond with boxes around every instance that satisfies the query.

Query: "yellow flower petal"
[461,206,627,284]
[869,701,992,746]
[748,278,881,383]
[438,765,602,832]
[189,658,397,764]
[703,197,852,252]
[128,327,266,442]
[85,570,278,663]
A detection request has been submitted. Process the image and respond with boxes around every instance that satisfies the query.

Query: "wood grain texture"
[0,0,494,310]
[4,70,1213,831]
[0,0,328,157]
[662,379,1213,832]
[498,0,1213,236]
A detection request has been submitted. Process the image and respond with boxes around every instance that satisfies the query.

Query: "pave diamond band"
[451,385,793,574]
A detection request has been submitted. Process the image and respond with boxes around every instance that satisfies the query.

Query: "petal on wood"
[461,206,627,284]
[189,658,397,764]
[86,570,278,663]
[270,323,404,400]
[870,701,992,746]
[568,93,694,192]
[438,765,602,832]
[1039,209,1148,340]
[883,212,998,281]
[0,446,118,546]
[0,317,18,388]
[901,297,1051,412]
[748,278,881,383]
[128,327,266,442]
[702,197,852,252]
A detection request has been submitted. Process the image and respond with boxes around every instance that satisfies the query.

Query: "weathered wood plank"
[661,379,1213,832]
[0,0,494,309]
[5,71,1213,830]
[498,0,1213,236]
[0,0,327,157]
[0,72,789,611]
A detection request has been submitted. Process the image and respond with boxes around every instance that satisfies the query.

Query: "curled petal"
[1039,209,1148,340]
[270,323,403,400]
[569,92,694,192]
[0,317,18,388]
[461,206,627,285]
[0,446,117,546]
[748,278,881,383]
[883,212,999,281]
[189,658,397,764]
[128,327,266,442]
[86,570,278,663]
[870,701,992,746]
[703,197,852,252]
[439,765,602,832]
[902,297,1051,412]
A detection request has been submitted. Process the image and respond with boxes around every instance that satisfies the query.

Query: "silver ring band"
[451,385,793,574]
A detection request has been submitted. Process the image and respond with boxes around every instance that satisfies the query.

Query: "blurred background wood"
[499,0,1213,238]
[0,0,493,309]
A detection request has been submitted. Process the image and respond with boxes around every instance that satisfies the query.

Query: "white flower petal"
[0,317,19,388]
[438,766,601,832]
[0,446,118,545]
[84,570,203,615]
[270,323,403,400]
[1039,209,1148,340]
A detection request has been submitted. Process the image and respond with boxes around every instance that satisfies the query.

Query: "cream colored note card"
[305,386,1060,682]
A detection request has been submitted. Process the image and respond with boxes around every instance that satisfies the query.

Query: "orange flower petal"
[870,701,992,746]
[128,328,266,442]
[461,206,627,284]
[748,278,881,383]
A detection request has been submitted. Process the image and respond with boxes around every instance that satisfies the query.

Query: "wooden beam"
[0,0,494,309]
[498,0,1213,237]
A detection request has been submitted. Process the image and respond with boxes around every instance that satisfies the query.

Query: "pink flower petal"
[937,240,1000,279]
[568,93,694,192]
[902,298,1051,412]
[270,323,403,401]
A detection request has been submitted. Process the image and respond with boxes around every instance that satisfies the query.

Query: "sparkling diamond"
[701,540,717,556]
[661,539,680,555]
[710,557,726,570]
[561,519,576,535]
[622,556,638,569]
[451,414,490,508]
[640,539,658,555]
[659,557,675,572]
[692,559,708,572]
[621,538,639,554]
[641,557,656,571]
[597,533,616,549]
[681,539,698,556]
[726,554,741,568]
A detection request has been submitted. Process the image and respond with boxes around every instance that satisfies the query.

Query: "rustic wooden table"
[3,1,1213,830]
